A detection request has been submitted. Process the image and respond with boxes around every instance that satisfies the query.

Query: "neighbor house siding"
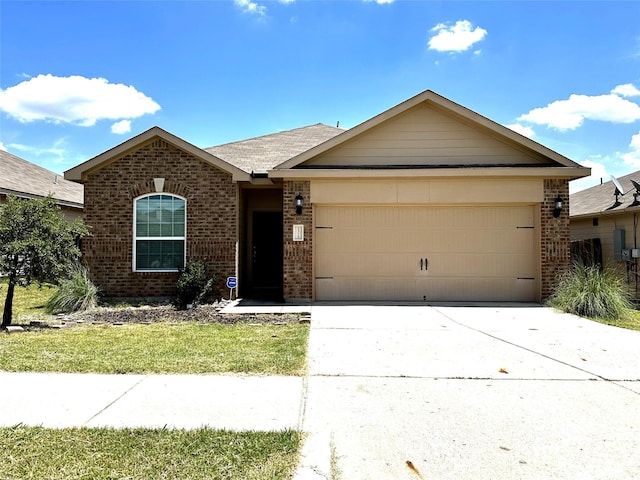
[571,213,637,266]
[81,139,237,297]
[283,180,312,299]
[541,179,571,299]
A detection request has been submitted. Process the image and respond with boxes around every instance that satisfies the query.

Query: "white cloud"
[621,130,640,167]
[111,119,132,134]
[8,139,68,164]
[0,141,6,151]
[611,83,640,97]
[364,0,394,4]
[428,20,487,53]
[0,74,160,127]
[517,93,640,130]
[569,158,610,193]
[505,123,535,138]
[234,0,267,16]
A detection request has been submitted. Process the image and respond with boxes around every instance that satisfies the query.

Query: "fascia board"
[268,166,591,180]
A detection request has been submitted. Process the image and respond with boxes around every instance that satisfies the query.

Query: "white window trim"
[132,193,187,272]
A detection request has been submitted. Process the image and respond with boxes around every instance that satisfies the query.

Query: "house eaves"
[271,89,589,178]
[65,126,251,183]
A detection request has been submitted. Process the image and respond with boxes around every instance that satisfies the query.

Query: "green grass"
[0,278,56,320]
[0,322,308,374]
[0,426,301,480]
[590,310,640,331]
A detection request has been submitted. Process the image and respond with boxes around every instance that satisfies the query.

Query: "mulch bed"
[8,301,309,331]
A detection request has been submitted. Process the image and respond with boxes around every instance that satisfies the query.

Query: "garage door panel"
[315,206,538,302]
[429,253,535,277]
[317,253,420,277]
[416,277,536,302]
[316,278,418,302]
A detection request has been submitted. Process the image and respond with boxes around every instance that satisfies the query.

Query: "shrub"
[174,261,220,310]
[547,263,633,320]
[46,266,99,314]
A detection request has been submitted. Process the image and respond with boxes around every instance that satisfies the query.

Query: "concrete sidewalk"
[0,372,304,431]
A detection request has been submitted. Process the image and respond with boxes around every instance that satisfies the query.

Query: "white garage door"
[315,205,537,302]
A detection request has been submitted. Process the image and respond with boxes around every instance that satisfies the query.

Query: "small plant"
[174,261,219,310]
[547,263,633,320]
[46,266,100,314]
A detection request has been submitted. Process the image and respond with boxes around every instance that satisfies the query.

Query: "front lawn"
[0,278,55,321]
[0,425,300,480]
[0,321,308,375]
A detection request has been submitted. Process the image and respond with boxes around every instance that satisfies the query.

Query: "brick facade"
[540,178,571,300]
[283,180,312,300]
[82,139,237,297]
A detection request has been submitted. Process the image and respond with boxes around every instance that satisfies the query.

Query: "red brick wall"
[540,179,571,300]
[283,181,312,300]
[82,138,237,297]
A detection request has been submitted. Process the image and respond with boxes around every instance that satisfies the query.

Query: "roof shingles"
[571,171,640,217]
[1,150,83,207]
[204,123,344,174]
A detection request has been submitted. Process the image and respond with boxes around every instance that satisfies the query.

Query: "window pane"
[148,223,161,237]
[136,240,184,270]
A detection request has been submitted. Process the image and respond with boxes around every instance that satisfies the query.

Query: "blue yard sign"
[226,277,237,289]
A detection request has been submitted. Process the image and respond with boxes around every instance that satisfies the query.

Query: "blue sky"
[1,0,640,192]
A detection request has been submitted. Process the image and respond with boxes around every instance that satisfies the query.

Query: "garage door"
[315,206,537,302]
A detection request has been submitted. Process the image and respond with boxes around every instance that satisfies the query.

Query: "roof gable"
[65,127,250,182]
[0,150,83,208]
[274,90,585,172]
[570,171,640,217]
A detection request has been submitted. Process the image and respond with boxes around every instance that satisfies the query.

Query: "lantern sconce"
[553,195,563,218]
[295,194,304,215]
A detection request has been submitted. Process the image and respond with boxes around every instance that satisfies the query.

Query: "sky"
[1,0,640,193]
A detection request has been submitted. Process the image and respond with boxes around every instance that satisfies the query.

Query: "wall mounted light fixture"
[295,194,304,215]
[553,195,563,218]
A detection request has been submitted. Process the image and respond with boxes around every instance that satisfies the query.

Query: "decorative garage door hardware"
[420,258,429,271]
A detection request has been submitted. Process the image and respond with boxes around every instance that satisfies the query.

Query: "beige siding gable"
[300,103,554,168]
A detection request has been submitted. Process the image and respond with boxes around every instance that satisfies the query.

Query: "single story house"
[65,90,589,303]
[570,171,640,295]
[0,149,84,220]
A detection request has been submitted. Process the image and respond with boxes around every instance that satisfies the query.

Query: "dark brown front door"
[250,211,283,299]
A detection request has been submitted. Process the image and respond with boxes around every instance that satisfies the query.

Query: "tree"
[0,194,88,327]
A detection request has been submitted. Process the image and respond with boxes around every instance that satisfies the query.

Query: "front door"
[250,211,283,299]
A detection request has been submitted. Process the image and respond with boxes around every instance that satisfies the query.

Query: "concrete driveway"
[299,305,640,480]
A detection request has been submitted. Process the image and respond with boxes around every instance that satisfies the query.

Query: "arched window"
[133,194,186,271]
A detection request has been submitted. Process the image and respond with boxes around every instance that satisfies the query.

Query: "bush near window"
[547,263,633,320]
[174,261,220,310]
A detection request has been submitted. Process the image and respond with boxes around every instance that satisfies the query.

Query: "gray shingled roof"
[0,150,84,208]
[204,123,344,174]
[570,170,640,217]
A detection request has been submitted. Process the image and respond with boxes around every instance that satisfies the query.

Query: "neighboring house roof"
[65,127,252,182]
[204,123,344,175]
[570,171,640,218]
[0,149,84,208]
[272,90,588,180]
